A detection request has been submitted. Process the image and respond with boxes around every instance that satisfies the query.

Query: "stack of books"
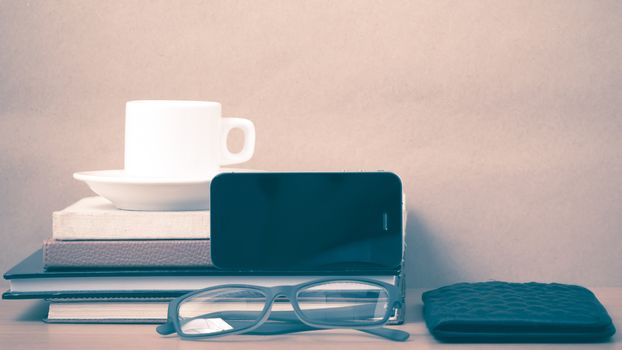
[3,196,405,324]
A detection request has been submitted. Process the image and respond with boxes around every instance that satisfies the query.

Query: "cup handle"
[220,117,256,166]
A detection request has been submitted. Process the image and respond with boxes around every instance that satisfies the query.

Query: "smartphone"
[210,172,403,271]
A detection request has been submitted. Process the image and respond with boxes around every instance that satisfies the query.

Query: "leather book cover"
[44,239,213,269]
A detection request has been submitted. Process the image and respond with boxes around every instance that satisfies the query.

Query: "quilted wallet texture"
[422,281,616,342]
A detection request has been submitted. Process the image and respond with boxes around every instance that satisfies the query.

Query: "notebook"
[4,249,401,299]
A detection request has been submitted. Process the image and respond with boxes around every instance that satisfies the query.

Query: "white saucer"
[73,168,259,211]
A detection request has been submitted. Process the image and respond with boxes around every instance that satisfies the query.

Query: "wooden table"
[1,288,620,349]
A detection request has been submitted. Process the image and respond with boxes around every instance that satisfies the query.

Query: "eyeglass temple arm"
[248,322,409,341]
[162,305,375,324]
[158,304,409,341]
[257,306,409,342]
[156,306,352,335]
[157,317,408,342]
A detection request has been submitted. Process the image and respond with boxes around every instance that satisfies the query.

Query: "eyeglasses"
[156,277,409,341]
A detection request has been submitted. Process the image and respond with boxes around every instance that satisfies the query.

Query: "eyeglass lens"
[296,281,390,326]
[178,288,267,335]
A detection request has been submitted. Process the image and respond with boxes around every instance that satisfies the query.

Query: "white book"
[46,298,400,323]
[47,301,171,321]
[52,197,210,240]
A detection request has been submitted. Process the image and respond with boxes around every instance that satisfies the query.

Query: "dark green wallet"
[422,282,616,342]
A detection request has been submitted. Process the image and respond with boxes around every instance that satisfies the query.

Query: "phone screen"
[210,172,403,271]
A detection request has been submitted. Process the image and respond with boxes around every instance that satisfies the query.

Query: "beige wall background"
[1,1,621,289]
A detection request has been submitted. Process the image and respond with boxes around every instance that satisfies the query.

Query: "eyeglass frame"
[156,277,405,340]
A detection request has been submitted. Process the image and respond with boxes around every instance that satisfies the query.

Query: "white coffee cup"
[124,100,255,178]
